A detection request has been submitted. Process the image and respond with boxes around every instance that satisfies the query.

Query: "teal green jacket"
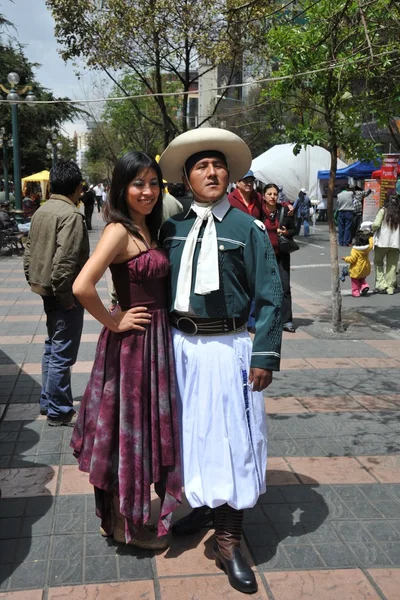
[159,203,283,371]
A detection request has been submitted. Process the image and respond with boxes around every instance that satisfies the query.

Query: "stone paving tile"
[58,466,93,495]
[265,397,309,414]
[368,569,400,600]
[351,357,400,369]
[159,575,268,599]
[265,569,381,599]
[0,592,43,600]
[286,457,377,484]
[0,467,58,497]
[306,357,358,369]
[357,456,400,483]
[56,583,155,600]
[299,395,365,412]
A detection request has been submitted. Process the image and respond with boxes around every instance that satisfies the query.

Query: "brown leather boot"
[213,505,257,594]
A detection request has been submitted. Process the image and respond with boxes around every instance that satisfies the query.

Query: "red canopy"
[372,163,400,179]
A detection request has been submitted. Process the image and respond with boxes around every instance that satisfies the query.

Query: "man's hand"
[248,368,273,392]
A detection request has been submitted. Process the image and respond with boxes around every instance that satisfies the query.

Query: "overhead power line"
[0,48,397,106]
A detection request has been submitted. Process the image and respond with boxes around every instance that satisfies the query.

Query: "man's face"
[237,177,255,194]
[185,156,229,203]
[72,183,83,205]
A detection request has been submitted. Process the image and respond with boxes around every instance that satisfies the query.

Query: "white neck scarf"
[174,198,223,312]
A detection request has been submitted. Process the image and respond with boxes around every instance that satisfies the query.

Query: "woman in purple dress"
[71,151,182,550]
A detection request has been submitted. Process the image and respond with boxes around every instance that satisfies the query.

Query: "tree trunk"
[327,148,343,333]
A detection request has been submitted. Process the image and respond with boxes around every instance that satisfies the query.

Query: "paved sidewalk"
[1,212,400,599]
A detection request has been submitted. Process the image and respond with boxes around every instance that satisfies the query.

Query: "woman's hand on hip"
[112,306,151,332]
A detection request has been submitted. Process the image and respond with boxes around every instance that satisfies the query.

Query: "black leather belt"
[170,313,246,336]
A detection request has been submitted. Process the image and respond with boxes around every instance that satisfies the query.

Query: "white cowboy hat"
[159,128,252,183]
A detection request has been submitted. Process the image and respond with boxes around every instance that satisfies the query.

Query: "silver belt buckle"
[177,316,198,335]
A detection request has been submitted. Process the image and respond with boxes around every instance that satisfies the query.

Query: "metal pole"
[3,139,9,203]
[52,145,57,166]
[11,103,22,211]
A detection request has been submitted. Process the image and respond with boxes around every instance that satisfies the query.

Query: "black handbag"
[278,208,300,254]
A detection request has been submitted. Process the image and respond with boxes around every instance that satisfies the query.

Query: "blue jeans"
[40,296,84,418]
[338,210,353,245]
[296,217,310,237]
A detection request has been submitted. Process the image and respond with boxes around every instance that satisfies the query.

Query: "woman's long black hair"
[103,151,164,241]
[263,183,279,195]
[383,195,400,230]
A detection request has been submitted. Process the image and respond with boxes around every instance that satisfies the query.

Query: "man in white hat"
[159,129,282,594]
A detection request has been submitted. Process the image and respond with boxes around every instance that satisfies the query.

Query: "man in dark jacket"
[23,161,89,426]
[81,183,96,230]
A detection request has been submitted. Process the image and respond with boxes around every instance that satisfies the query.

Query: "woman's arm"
[281,209,296,238]
[72,223,151,333]
[372,208,384,232]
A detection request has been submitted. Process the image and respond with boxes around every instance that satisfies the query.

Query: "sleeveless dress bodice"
[109,248,169,311]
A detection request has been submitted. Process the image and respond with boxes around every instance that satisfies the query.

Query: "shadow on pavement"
[163,473,328,571]
[0,349,54,587]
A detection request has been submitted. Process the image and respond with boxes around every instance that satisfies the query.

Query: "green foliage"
[82,123,121,182]
[103,73,181,155]
[46,0,271,146]
[262,0,400,159]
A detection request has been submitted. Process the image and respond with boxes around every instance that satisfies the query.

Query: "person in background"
[293,188,311,236]
[342,228,373,297]
[102,184,109,207]
[71,151,181,550]
[352,186,372,239]
[336,184,354,246]
[372,194,400,295]
[23,161,89,426]
[22,194,40,219]
[227,169,263,218]
[262,183,297,332]
[81,184,96,230]
[228,170,263,332]
[93,182,103,213]
[278,185,287,205]
[162,189,183,221]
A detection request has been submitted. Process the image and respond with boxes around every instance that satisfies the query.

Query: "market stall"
[21,170,50,202]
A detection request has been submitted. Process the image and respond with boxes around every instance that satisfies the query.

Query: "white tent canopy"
[251,144,347,202]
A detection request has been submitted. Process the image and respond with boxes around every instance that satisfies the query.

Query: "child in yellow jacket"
[342,230,373,297]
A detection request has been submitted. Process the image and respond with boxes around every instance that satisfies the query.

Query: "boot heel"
[215,557,223,571]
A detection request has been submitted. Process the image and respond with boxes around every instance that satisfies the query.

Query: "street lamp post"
[46,130,63,166]
[0,127,10,203]
[0,72,36,216]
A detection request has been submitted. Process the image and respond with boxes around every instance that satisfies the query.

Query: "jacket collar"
[184,195,231,221]
[50,194,77,207]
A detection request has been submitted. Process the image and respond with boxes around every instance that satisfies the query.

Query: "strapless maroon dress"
[71,249,182,541]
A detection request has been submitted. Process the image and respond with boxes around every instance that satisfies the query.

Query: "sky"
[1,0,92,136]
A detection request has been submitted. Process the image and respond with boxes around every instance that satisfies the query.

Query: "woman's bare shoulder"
[102,222,129,240]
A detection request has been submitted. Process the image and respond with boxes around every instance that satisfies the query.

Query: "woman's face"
[264,186,278,208]
[126,168,160,218]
